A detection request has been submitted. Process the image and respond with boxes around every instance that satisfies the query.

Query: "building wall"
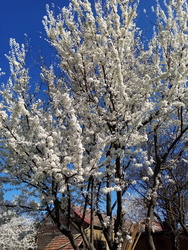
[134,233,188,250]
[86,228,110,250]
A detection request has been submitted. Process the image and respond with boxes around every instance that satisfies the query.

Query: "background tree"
[157,160,188,249]
[0,0,187,250]
[0,208,36,250]
[135,156,188,250]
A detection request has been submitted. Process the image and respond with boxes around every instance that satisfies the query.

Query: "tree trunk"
[64,231,81,250]
[90,177,94,245]
[97,211,114,250]
[145,223,156,250]
[106,167,113,249]
[113,155,123,250]
[79,226,96,250]
[145,133,160,250]
[171,231,180,250]
[145,200,156,250]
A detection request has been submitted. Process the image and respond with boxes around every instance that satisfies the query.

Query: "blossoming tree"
[0,0,187,249]
[0,209,36,250]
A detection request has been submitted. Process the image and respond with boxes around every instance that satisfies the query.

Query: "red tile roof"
[73,207,91,225]
[44,234,83,250]
[72,205,103,226]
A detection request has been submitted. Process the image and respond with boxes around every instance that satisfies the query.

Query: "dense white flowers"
[0,0,187,249]
[0,216,36,250]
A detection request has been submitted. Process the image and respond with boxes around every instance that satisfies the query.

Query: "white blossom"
[147,167,154,176]
[0,216,36,250]
[0,0,187,248]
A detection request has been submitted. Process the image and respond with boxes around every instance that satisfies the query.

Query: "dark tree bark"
[145,201,156,250]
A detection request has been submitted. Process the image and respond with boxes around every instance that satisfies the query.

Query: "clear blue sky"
[0,0,157,81]
[0,0,68,81]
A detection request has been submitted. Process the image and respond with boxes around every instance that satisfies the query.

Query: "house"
[133,230,188,250]
[36,206,108,250]
[125,221,188,250]
[37,208,188,250]
[44,234,83,250]
[122,220,163,250]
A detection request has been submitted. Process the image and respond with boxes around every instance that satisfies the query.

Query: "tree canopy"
[0,0,187,249]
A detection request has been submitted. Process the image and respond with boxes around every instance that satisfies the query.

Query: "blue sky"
[0,0,157,82]
[0,0,68,81]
